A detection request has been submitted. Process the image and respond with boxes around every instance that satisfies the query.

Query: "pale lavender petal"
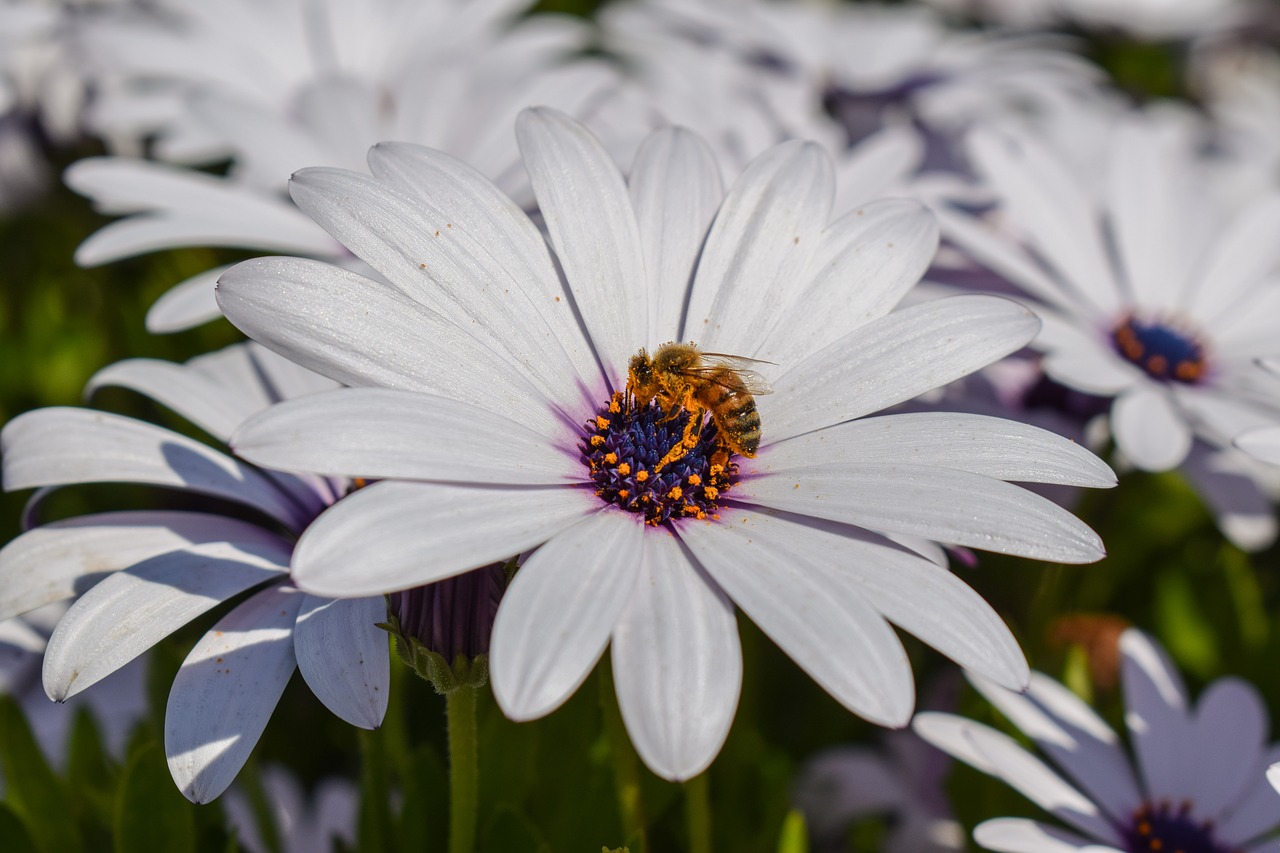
[517,107,646,382]
[166,583,303,803]
[759,412,1115,487]
[1187,678,1269,820]
[491,512,641,720]
[1120,629,1192,802]
[294,595,388,730]
[612,532,741,781]
[1219,747,1280,843]
[973,818,1121,853]
[758,295,1040,442]
[43,544,289,700]
[292,481,599,598]
[0,511,292,622]
[1111,385,1192,472]
[740,465,1104,563]
[3,408,310,531]
[231,389,579,484]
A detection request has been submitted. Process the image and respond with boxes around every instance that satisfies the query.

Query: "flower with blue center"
[937,116,1280,545]
[217,107,1113,780]
[915,629,1280,853]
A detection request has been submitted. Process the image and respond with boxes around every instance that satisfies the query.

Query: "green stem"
[686,772,712,853]
[447,685,479,853]
[598,667,648,852]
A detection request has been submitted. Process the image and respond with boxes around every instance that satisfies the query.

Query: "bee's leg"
[655,410,704,472]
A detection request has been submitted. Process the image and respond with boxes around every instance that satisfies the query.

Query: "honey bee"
[627,342,774,470]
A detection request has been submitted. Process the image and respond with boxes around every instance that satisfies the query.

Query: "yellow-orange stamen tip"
[608,399,621,413]
[687,474,702,486]
[667,487,683,500]
[617,489,629,499]
[604,452,618,464]
[617,462,631,475]
[590,435,606,447]
[703,486,719,500]
[636,470,649,482]
[595,416,610,430]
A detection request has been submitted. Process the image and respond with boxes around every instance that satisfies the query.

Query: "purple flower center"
[1112,316,1208,384]
[582,391,738,525]
[389,565,505,662]
[1119,801,1240,853]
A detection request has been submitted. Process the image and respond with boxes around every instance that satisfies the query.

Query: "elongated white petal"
[491,513,642,720]
[741,464,1104,563]
[973,819,1119,853]
[1182,447,1278,552]
[832,123,924,210]
[969,673,1141,820]
[1120,629,1192,803]
[294,595,389,730]
[680,511,913,725]
[968,128,1118,318]
[0,511,292,622]
[913,713,1121,844]
[1111,385,1192,471]
[43,543,289,700]
[2,408,309,531]
[759,295,1040,442]
[231,388,578,484]
[684,140,832,355]
[762,199,939,365]
[146,265,229,333]
[293,481,599,598]
[288,164,596,413]
[628,127,723,343]
[517,107,645,381]
[87,357,258,443]
[760,412,1115,487]
[612,533,741,781]
[166,584,303,803]
[1236,427,1280,465]
[1041,333,1140,396]
[365,141,601,395]
[216,257,560,431]
[1191,194,1280,323]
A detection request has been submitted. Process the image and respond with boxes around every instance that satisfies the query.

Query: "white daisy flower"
[915,628,1280,853]
[66,0,617,332]
[937,117,1280,486]
[1235,357,1280,466]
[0,343,396,803]
[215,108,1111,780]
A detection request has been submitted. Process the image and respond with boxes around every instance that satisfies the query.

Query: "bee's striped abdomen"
[700,370,762,457]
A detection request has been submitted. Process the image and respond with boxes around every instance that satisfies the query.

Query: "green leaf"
[0,695,81,853]
[776,810,809,853]
[113,741,196,853]
[66,708,117,836]
[0,802,38,853]
[479,806,549,853]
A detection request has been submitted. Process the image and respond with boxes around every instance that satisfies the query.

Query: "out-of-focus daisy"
[66,0,616,332]
[216,108,1111,780]
[0,343,393,803]
[931,0,1247,39]
[1235,357,1280,466]
[937,117,1280,539]
[915,628,1280,853]
[223,764,357,853]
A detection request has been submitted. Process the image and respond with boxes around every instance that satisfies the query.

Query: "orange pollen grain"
[590,435,605,447]
[667,487,683,500]
[687,474,702,486]
[604,452,618,464]
[636,470,649,482]
[616,462,631,476]
[595,416,610,430]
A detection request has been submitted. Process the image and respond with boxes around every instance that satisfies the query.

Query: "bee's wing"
[688,355,775,395]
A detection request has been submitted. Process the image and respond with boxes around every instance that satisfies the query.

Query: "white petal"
[683,139,833,355]
[86,357,258,443]
[1236,427,1280,465]
[1120,629,1192,802]
[760,412,1116,487]
[1182,447,1278,552]
[491,512,642,721]
[2,408,310,531]
[972,818,1120,853]
[680,510,913,725]
[293,595,388,730]
[1190,194,1280,323]
[516,107,645,382]
[612,532,741,781]
[292,481,599,598]
[967,127,1119,318]
[628,127,723,343]
[215,257,560,431]
[761,199,940,365]
[232,388,579,484]
[0,511,292,622]
[365,141,601,395]
[740,465,1104,564]
[832,123,924,211]
[1041,335,1141,397]
[43,543,289,700]
[1111,385,1192,471]
[969,673,1142,820]
[759,295,1040,442]
[146,265,230,333]
[912,713,1120,843]
[288,164,596,413]
[166,584,303,803]
[1187,677,1270,820]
